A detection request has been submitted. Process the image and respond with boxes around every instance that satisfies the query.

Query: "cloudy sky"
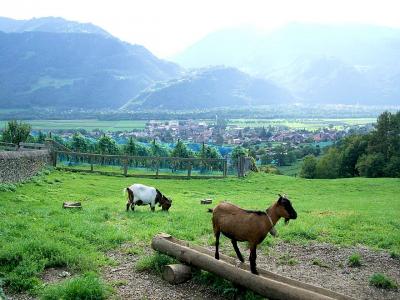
[1,0,400,57]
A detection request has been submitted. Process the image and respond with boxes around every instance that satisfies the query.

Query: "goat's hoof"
[251,269,259,275]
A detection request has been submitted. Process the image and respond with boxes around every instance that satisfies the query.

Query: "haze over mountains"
[124,66,292,110]
[0,17,399,110]
[173,23,400,105]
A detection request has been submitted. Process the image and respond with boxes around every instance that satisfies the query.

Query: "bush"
[299,155,317,178]
[356,153,386,177]
[258,165,281,175]
[40,272,111,300]
[369,273,398,290]
[348,253,362,267]
[135,253,175,274]
[0,183,17,192]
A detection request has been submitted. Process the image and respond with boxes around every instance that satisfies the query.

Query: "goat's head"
[276,194,297,224]
[160,196,172,211]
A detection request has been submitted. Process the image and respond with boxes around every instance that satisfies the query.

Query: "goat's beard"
[284,218,290,225]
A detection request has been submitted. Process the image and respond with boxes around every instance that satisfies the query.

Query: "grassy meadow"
[0,120,147,132]
[0,170,399,296]
[228,118,375,130]
[0,117,375,132]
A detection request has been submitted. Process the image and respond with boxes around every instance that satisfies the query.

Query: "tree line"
[300,111,400,178]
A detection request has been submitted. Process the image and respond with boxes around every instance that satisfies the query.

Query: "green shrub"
[135,253,175,274]
[311,259,330,268]
[348,253,362,267]
[278,253,298,266]
[40,272,111,300]
[369,273,398,290]
[0,184,17,192]
[390,250,399,260]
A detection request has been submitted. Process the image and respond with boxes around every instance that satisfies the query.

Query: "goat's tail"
[123,187,128,197]
[207,208,213,213]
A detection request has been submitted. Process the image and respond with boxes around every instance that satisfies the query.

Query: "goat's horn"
[278,194,282,197]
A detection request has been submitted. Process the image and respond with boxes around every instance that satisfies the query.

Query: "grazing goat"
[210,195,297,274]
[124,183,172,212]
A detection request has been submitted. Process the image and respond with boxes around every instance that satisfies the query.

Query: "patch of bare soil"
[4,268,72,300]
[256,241,399,300]
[102,244,227,300]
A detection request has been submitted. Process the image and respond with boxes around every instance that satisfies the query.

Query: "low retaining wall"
[0,150,51,183]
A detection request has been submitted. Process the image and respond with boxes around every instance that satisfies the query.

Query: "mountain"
[0,16,110,36]
[172,23,400,105]
[123,66,293,110]
[0,17,181,109]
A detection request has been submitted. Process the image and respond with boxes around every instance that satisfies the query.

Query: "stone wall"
[0,150,51,183]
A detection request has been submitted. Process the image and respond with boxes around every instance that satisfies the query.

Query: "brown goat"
[210,195,297,274]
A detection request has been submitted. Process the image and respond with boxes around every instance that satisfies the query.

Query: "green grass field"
[228,118,375,130]
[0,170,399,296]
[0,120,147,131]
[0,117,375,132]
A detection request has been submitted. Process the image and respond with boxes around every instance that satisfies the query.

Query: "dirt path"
[102,244,227,300]
[251,242,399,300]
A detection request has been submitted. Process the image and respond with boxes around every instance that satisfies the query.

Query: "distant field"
[0,119,147,131]
[228,118,376,130]
[0,117,375,132]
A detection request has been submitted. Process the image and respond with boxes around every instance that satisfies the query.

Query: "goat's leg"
[126,201,131,211]
[231,239,244,263]
[151,205,155,212]
[214,231,220,260]
[131,203,135,211]
[249,246,258,275]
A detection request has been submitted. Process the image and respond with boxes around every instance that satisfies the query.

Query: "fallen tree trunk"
[151,233,354,300]
[162,264,192,284]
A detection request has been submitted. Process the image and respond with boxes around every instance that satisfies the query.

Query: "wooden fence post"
[223,159,227,177]
[90,155,93,172]
[53,151,57,167]
[123,157,128,177]
[156,159,160,177]
[187,161,192,178]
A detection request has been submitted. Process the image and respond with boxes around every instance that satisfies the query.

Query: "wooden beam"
[162,264,192,284]
[151,234,354,300]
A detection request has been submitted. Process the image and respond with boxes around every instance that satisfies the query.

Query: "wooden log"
[201,199,212,204]
[162,264,192,284]
[151,233,354,300]
[62,202,82,209]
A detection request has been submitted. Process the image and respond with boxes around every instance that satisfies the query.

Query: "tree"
[97,135,119,155]
[124,137,138,156]
[70,133,89,152]
[2,120,31,144]
[273,145,286,166]
[338,135,368,177]
[171,140,193,171]
[171,140,193,158]
[197,143,222,172]
[356,153,386,177]
[150,139,170,157]
[315,148,340,178]
[36,131,47,143]
[299,155,317,178]
[231,146,248,167]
